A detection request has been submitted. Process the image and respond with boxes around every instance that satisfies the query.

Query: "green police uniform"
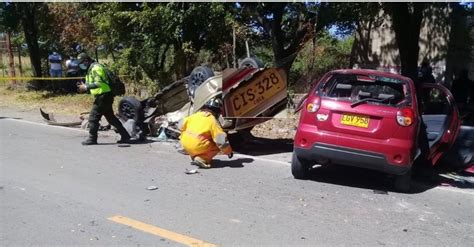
[84,63,130,144]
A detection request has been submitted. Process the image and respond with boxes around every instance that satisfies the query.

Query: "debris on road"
[373,190,388,195]
[118,144,131,148]
[40,108,84,127]
[40,108,110,130]
[185,169,199,174]
[146,186,158,190]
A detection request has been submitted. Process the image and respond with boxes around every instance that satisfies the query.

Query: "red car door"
[420,83,461,165]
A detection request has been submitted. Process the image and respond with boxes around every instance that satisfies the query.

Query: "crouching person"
[180,98,233,168]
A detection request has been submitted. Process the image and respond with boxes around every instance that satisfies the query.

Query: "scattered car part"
[185,169,199,174]
[40,108,113,131]
[40,108,83,127]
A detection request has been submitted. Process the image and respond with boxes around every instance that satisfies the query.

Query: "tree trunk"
[17,45,23,76]
[110,49,115,62]
[232,27,237,68]
[6,32,16,85]
[20,3,42,79]
[95,47,99,62]
[173,43,186,81]
[387,3,425,83]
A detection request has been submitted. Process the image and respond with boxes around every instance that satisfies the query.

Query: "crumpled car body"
[137,67,287,135]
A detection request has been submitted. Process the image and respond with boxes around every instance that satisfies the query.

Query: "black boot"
[82,138,98,145]
[117,136,130,144]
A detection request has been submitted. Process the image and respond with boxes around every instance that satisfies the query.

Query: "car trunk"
[318,99,401,140]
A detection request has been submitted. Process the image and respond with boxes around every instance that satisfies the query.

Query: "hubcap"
[120,103,136,120]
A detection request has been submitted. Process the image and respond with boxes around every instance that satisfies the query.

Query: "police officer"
[76,53,130,145]
[180,97,233,168]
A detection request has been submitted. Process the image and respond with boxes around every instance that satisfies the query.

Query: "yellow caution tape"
[0,75,130,81]
[0,76,84,80]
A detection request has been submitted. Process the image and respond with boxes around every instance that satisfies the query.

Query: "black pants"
[416,90,431,168]
[88,93,130,141]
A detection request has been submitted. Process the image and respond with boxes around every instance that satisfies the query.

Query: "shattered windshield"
[319,74,409,107]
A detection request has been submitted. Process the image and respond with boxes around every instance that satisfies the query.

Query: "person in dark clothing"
[418,59,436,84]
[76,53,130,145]
[413,60,434,174]
[452,69,472,107]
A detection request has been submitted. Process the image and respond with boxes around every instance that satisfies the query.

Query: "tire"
[238,57,264,69]
[291,152,311,179]
[394,170,412,193]
[188,66,214,97]
[118,96,143,122]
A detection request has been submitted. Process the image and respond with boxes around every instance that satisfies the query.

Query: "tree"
[1,3,46,78]
[238,2,374,79]
[47,3,96,56]
[88,2,235,88]
[385,3,426,81]
[239,3,316,75]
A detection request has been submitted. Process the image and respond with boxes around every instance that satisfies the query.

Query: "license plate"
[341,114,369,128]
[228,69,285,117]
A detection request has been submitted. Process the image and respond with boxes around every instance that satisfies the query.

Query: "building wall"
[351,4,472,88]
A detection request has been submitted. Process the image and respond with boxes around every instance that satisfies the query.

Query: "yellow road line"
[108,215,217,247]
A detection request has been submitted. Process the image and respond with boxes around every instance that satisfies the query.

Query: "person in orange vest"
[180,97,233,168]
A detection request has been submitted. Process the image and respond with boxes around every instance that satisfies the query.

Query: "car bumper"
[294,144,411,175]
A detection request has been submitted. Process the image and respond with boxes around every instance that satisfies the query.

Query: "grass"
[0,86,95,116]
[1,54,34,77]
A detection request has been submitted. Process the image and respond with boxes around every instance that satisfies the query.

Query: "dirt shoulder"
[0,87,92,116]
[0,86,299,140]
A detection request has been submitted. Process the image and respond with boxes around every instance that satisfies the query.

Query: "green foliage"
[3,2,367,95]
[290,31,354,92]
[0,3,20,32]
[85,2,236,93]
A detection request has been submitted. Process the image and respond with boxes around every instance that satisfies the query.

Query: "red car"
[292,69,460,191]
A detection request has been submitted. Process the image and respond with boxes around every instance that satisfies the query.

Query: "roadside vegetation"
[0,2,470,106]
[0,86,92,115]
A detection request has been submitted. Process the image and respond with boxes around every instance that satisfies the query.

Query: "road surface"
[1,115,473,246]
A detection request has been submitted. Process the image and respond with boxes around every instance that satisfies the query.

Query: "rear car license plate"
[341,114,369,128]
[228,69,285,117]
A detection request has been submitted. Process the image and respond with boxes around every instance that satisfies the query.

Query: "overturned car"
[117,61,288,140]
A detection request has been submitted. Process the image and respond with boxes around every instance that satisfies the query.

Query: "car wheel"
[394,170,411,193]
[118,96,143,122]
[291,152,311,179]
[238,57,264,69]
[188,66,214,97]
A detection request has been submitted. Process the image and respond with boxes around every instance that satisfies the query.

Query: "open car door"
[420,83,461,165]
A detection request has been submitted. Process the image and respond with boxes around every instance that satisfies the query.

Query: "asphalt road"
[1,116,473,246]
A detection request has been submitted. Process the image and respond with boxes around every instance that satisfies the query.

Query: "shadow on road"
[91,139,156,146]
[0,117,22,120]
[229,134,293,156]
[304,164,473,194]
[212,158,254,168]
[429,164,474,189]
